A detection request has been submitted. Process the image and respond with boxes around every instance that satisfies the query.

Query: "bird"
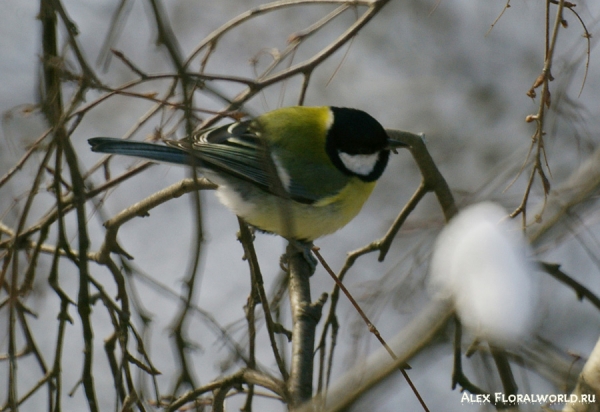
[89,106,407,243]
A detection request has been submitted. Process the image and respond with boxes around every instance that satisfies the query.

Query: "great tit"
[89,106,406,241]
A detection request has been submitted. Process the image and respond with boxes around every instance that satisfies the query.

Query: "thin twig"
[167,368,288,412]
[312,247,429,412]
[238,219,289,381]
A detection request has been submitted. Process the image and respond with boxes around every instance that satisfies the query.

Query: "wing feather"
[165,120,319,204]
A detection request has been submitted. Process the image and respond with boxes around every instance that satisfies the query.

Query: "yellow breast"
[225,178,377,241]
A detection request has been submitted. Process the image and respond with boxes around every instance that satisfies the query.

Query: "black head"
[326,107,392,182]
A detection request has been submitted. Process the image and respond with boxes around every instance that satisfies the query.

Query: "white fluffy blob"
[429,202,539,346]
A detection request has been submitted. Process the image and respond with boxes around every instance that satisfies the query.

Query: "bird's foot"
[284,239,318,274]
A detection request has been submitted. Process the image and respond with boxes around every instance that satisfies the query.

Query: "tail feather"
[88,137,191,165]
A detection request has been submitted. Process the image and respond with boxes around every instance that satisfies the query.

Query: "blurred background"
[1,0,599,410]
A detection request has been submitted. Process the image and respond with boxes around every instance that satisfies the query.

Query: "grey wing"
[165,121,318,204]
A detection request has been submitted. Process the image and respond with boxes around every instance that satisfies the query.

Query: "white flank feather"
[271,153,292,191]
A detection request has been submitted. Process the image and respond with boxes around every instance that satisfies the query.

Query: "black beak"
[386,137,408,154]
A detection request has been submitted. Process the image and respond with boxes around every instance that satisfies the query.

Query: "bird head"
[326,107,407,182]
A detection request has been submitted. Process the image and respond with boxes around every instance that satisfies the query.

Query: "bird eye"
[358,147,377,155]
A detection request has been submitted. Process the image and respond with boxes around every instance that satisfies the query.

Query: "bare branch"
[93,177,216,262]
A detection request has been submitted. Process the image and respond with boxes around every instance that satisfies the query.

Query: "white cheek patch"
[338,151,379,176]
